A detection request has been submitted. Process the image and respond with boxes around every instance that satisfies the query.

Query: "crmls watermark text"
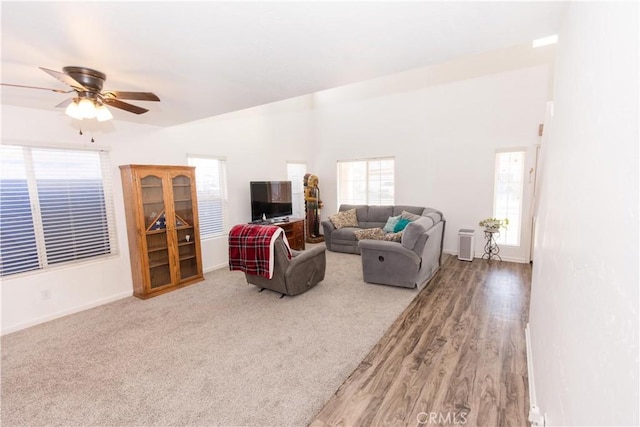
[417,411,468,425]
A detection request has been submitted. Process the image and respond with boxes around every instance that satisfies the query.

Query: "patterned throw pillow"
[329,208,359,229]
[383,231,403,242]
[354,227,385,240]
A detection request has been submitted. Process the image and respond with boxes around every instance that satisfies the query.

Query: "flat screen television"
[250,181,293,222]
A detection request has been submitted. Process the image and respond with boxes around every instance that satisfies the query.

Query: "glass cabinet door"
[140,174,172,289]
[171,174,199,281]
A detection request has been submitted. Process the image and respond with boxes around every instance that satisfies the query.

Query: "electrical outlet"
[41,289,51,300]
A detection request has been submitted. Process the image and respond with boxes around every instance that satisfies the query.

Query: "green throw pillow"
[383,215,400,233]
[393,217,411,233]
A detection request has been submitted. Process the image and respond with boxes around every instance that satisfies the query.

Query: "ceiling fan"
[1,66,160,121]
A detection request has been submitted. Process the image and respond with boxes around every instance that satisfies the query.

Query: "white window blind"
[337,157,395,206]
[286,162,307,218]
[188,156,228,238]
[0,145,117,277]
[493,150,525,246]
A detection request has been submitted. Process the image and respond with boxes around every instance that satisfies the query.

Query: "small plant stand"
[482,229,502,261]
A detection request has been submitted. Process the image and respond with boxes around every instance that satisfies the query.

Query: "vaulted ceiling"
[1,1,566,127]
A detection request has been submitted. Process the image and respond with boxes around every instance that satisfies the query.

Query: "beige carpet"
[1,246,424,426]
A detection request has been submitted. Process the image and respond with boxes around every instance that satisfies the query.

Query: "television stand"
[249,217,305,251]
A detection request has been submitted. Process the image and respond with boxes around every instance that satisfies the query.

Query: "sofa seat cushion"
[331,227,361,245]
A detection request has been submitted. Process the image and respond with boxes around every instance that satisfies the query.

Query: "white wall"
[312,43,555,261]
[1,43,554,334]
[529,2,639,425]
[1,96,315,334]
[1,106,165,334]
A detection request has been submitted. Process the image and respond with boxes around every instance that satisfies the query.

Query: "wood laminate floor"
[310,255,531,427]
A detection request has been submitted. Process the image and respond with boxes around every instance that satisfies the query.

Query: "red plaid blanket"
[228,224,292,279]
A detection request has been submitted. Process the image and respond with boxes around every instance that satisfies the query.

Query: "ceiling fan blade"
[55,98,74,108]
[39,67,87,91]
[102,98,149,114]
[1,83,72,94]
[103,91,160,102]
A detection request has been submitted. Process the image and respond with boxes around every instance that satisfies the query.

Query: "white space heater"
[458,229,475,261]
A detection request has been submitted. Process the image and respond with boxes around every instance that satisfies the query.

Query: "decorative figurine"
[304,173,324,243]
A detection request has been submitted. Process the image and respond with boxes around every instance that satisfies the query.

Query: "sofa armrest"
[321,220,336,248]
[321,220,335,234]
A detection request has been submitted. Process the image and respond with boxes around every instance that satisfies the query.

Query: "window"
[187,156,228,238]
[337,157,395,205]
[0,145,117,277]
[493,150,525,246]
[286,162,307,218]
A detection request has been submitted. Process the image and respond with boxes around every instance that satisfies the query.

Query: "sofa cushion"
[400,210,423,222]
[331,227,360,243]
[329,208,359,229]
[393,206,425,217]
[383,215,400,232]
[366,206,394,223]
[401,216,434,251]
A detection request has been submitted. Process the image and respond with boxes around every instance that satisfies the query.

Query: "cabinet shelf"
[146,229,167,235]
[149,260,170,269]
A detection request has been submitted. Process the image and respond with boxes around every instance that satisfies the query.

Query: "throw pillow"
[393,217,412,233]
[354,227,385,240]
[400,210,423,222]
[382,215,400,233]
[383,231,403,242]
[329,208,358,229]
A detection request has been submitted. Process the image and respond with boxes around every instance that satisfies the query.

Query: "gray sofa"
[321,204,445,289]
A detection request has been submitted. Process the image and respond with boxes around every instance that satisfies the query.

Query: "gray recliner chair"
[245,235,326,297]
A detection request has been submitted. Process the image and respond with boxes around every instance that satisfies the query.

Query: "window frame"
[0,144,118,278]
[492,149,526,247]
[286,161,307,219]
[187,154,229,240]
[337,156,395,206]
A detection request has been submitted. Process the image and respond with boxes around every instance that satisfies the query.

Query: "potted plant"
[479,217,509,232]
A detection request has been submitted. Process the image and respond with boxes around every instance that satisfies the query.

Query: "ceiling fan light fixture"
[65,99,83,120]
[95,104,113,122]
[78,98,97,119]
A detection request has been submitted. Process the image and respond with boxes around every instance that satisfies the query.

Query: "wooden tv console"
[252,218,305,251]
[265,218,305,251]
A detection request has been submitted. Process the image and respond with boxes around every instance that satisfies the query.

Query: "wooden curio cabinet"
[120,165,204,299]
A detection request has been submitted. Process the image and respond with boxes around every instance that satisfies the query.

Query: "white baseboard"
[1,291,132,336]
[203,263,229,274]
[526,323,545,426]
[443,249,527,264]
